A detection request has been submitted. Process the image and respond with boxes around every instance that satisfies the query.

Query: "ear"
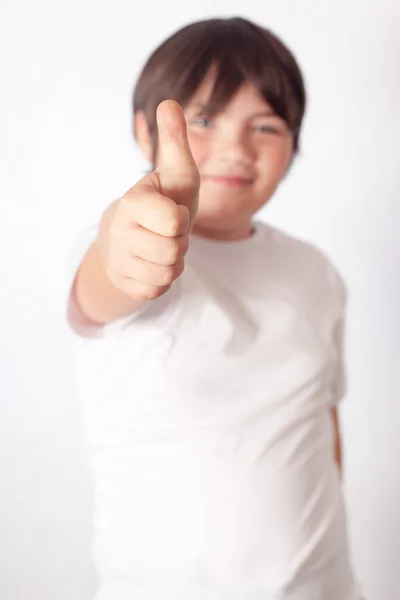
[134,111,153,163]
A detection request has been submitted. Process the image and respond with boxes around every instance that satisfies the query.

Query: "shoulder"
[258,222,347,307]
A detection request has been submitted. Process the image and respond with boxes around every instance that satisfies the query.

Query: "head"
[133,17,306,238]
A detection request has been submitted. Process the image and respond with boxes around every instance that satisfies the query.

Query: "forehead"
[186,70,275,117]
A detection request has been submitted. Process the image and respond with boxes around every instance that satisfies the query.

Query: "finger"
[112,226,189,267]
[110,273,171,302]
[129,227,189,266]
[119,184,190,237]
[155,100,200,213]
[124,256,185,287]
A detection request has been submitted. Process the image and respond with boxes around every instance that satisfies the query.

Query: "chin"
[198,194,259,221]
[198,204,244,222]
[195,205,253,230]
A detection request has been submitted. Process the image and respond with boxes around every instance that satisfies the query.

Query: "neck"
[191,221,255,242]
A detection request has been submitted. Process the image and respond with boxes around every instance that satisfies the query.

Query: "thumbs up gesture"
[97,101,200,301]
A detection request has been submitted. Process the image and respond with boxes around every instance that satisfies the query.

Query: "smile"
[203,175,253,188]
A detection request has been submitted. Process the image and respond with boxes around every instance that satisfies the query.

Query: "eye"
[192,117,212,128]
[253,124,280,134]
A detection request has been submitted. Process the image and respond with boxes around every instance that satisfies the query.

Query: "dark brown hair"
[133,17,306,162]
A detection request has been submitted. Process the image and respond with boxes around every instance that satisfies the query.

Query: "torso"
[74,223,359,600]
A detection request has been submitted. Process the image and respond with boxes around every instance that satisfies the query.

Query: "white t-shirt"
[67,221,361,600]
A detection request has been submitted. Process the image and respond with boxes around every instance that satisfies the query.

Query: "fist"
[97,100,200,301]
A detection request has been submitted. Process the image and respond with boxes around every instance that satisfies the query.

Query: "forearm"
[74,241,146,325]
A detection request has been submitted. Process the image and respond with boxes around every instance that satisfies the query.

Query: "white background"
[1,1,399,599]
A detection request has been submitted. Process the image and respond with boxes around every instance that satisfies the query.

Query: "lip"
[203,175,253,188]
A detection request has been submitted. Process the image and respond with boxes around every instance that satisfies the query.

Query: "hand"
[97,100,200,301]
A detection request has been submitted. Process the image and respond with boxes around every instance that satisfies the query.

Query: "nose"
[211,128,254,165]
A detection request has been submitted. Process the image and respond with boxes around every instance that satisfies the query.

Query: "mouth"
[203,174,254,188]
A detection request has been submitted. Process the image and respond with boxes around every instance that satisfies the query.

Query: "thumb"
[155,100,200,219]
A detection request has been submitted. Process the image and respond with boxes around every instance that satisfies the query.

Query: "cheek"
[187,133,208,170]
[257,141,293,180]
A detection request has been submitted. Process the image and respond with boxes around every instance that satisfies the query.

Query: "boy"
[68,16,361,600]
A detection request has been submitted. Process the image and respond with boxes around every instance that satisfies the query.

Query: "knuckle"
[136,285,169,301]
[160,265,176,286]
[164,211,182,237]
[180,234,190,256]
[177,259,185,277]
[165,239,181,265]
[165,235,188,265]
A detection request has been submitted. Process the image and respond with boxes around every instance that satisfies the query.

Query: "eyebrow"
[251,111,278,118]
[187,102,208,112]
[187,104,278,119]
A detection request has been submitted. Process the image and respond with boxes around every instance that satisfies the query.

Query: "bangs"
[195,37,303,133]
[133,18,306,156]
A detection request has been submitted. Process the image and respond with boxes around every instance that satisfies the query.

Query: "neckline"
[190,221,264,250]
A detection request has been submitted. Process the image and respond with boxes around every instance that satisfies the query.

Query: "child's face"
[182,75,294,235]
[136,73,294,237]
